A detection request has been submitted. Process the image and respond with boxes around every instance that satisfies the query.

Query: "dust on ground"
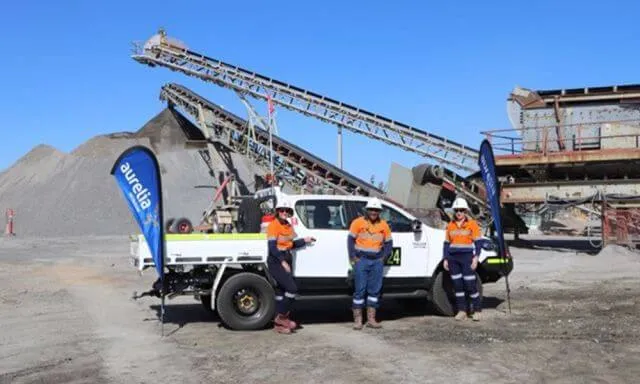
[1,236,639,384]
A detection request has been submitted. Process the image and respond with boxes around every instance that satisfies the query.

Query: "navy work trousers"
[352,256,384,309]
[268,256,298,315]
[447,252,481,313]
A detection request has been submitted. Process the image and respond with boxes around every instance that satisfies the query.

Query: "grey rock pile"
[0,108,262,237]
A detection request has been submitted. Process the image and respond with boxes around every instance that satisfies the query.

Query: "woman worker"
[267,199,315,334]
[443,197,482,321]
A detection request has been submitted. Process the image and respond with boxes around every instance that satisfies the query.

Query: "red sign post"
[5,209,15,236]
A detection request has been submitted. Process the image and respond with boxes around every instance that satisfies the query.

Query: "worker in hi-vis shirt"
[347,197,393,330]
[443,197,482,321]
[267,199,315,334]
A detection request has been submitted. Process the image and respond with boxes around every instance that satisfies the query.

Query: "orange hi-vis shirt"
[445,218,481,253]
[267,219,297,252]
[349,217,392,254]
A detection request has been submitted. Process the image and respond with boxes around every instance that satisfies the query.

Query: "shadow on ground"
[508,237,601,254]
[149,296,504,331]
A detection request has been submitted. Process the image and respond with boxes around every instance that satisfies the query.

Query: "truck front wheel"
[216,273,275,330]
[431,270,483,316]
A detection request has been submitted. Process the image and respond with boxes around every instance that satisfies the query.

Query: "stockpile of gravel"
[0,108,263,237]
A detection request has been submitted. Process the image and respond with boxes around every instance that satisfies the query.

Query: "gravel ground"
[1,236,639,383]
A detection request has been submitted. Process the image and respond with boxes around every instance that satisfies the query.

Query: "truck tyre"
[431,270,483,316]
[216,272,275,330]
[174,217,193,234]
[237,198,262,233]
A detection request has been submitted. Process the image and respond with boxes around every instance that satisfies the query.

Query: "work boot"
[454,311,467,321]
[352,308,363,330]
[274,313,293,329]
[366,307,382,328]
[471,312,481,322]
[273,324,292,334]
[273,314,292,334]
[283,312,298,330]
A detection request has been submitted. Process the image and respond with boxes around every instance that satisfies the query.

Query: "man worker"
[267,199,315,334]
[443,197,482,321]
[347,197,393,330]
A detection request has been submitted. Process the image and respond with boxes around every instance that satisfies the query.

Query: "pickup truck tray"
[130,233,268,271]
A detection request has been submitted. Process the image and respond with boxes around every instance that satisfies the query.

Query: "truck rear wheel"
[431,270,483,316]
[216,272,275,330]
[174,217,193,234]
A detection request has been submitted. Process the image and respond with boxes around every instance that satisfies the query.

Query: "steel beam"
[495,148,640,167]
[502,179,640,204]
[160,83,383,197]
[337,127,343,169]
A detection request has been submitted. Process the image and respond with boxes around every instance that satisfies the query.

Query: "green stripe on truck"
[485,258,509,264]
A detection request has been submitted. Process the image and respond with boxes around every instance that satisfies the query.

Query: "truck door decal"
[384,247,402,266]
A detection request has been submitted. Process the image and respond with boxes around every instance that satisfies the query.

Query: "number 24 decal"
[385,247,401,266]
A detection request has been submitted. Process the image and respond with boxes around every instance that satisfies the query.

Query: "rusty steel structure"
[603,203,640,249]
[476,84,640,246]
[480,85,640,205]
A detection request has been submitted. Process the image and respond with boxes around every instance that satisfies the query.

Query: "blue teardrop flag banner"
[478,139,511,313]
[478,139,506,258]
[110,146,165,281]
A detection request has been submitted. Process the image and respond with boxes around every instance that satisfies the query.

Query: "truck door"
[290,198,351,278]
[346,201,428,279]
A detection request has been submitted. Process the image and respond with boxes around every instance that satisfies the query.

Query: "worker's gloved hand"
[346,266,355,287]
[471,256,478,271]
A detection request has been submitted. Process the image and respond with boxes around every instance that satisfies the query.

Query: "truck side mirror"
[411,219,422,233]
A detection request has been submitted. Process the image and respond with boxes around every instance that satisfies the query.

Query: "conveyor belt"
[161,83,384,196]
[133,31,479,172]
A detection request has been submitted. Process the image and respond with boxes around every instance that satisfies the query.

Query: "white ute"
[130,187,513,330]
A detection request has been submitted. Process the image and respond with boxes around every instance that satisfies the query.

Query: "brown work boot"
[273,324,292,334]
[454,311,467,321]
[366,307,382,328]
[282,312,298,330]
[273,314,292,334]
[352,308,363,330]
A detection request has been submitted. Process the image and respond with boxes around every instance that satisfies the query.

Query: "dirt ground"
[1,236,639,384]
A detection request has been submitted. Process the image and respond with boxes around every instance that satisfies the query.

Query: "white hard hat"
[451,197,470,211]
[365,197,383,210]
[275,199,293,211]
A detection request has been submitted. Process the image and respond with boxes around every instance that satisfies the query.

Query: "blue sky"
[1,1,639,185]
